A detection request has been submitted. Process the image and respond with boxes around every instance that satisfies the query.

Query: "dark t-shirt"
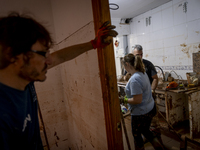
[124,59,157,84]
[142,59,157,84]
[0,82,43,150]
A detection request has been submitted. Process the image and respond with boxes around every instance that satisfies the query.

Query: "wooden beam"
[91,0,124,149]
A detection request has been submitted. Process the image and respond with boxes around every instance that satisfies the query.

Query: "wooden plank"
[123,116,135,150]
[188,94,194,139]
[91,0,123,149]
[165,91,169,122]
[177,87,198,93]
[155,89,166,94]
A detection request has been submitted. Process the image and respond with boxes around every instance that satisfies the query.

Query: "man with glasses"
[0,12,118,150]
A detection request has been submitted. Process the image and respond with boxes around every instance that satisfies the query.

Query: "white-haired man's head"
[132,44,143,59]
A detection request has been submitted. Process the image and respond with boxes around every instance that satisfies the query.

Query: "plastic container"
[120,104,128,114]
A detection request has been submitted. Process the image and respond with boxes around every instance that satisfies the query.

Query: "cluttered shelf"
[154,84,200,140]
[118,80,200,94]
[156,84,200,94]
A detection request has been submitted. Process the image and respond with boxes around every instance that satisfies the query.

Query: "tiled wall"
[126,0,200,80]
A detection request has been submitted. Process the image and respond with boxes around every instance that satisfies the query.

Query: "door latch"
[117,122,121,131]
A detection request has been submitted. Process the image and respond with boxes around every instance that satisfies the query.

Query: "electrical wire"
[155,66,165,81]
[109,3,119,10]
[55,21,93,45]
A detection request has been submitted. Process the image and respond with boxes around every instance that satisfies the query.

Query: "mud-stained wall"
[112,0,200,80]
[188,91,200,138]
[166,92,189,125]
[0,0,108,149]
[47,0,107,149]
[128,0,200,80]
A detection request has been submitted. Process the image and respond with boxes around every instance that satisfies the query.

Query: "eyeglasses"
[30,50,49,58]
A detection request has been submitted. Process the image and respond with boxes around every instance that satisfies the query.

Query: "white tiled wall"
[111,18,131,35]
[126,0,200,79]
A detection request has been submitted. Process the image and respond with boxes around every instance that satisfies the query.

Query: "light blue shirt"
[125,72,154,115]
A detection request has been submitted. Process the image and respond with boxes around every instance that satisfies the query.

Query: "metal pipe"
[155,66,165,81]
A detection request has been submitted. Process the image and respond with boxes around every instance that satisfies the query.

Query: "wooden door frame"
[91,0,124,149]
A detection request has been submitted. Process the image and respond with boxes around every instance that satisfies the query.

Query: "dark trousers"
[131,103,156,149]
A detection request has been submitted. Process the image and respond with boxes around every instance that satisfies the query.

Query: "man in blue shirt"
[0,12,118,150]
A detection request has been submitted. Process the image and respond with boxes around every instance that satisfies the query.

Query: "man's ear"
[4,47,15,63]
[4,47,23,64]
[10,57,16,63]
[13,54,25,66]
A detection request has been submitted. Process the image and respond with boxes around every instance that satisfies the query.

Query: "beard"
[18,63,48,82]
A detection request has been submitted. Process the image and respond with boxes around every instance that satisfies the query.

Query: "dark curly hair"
[0,12,53,68]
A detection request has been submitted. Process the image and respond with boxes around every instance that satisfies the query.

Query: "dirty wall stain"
[54,131,60,140]
[180,43,187,47]
[75,59,77,65]
[180,43,190,58]
[162,56,167,63]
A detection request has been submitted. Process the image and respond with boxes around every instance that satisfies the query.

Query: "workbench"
[117,81,200,140]
[155,86,200,140]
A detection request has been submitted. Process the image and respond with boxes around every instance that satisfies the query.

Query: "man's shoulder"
[142,59,153,65]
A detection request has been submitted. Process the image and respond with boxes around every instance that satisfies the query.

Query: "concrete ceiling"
[109,0,172,19]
